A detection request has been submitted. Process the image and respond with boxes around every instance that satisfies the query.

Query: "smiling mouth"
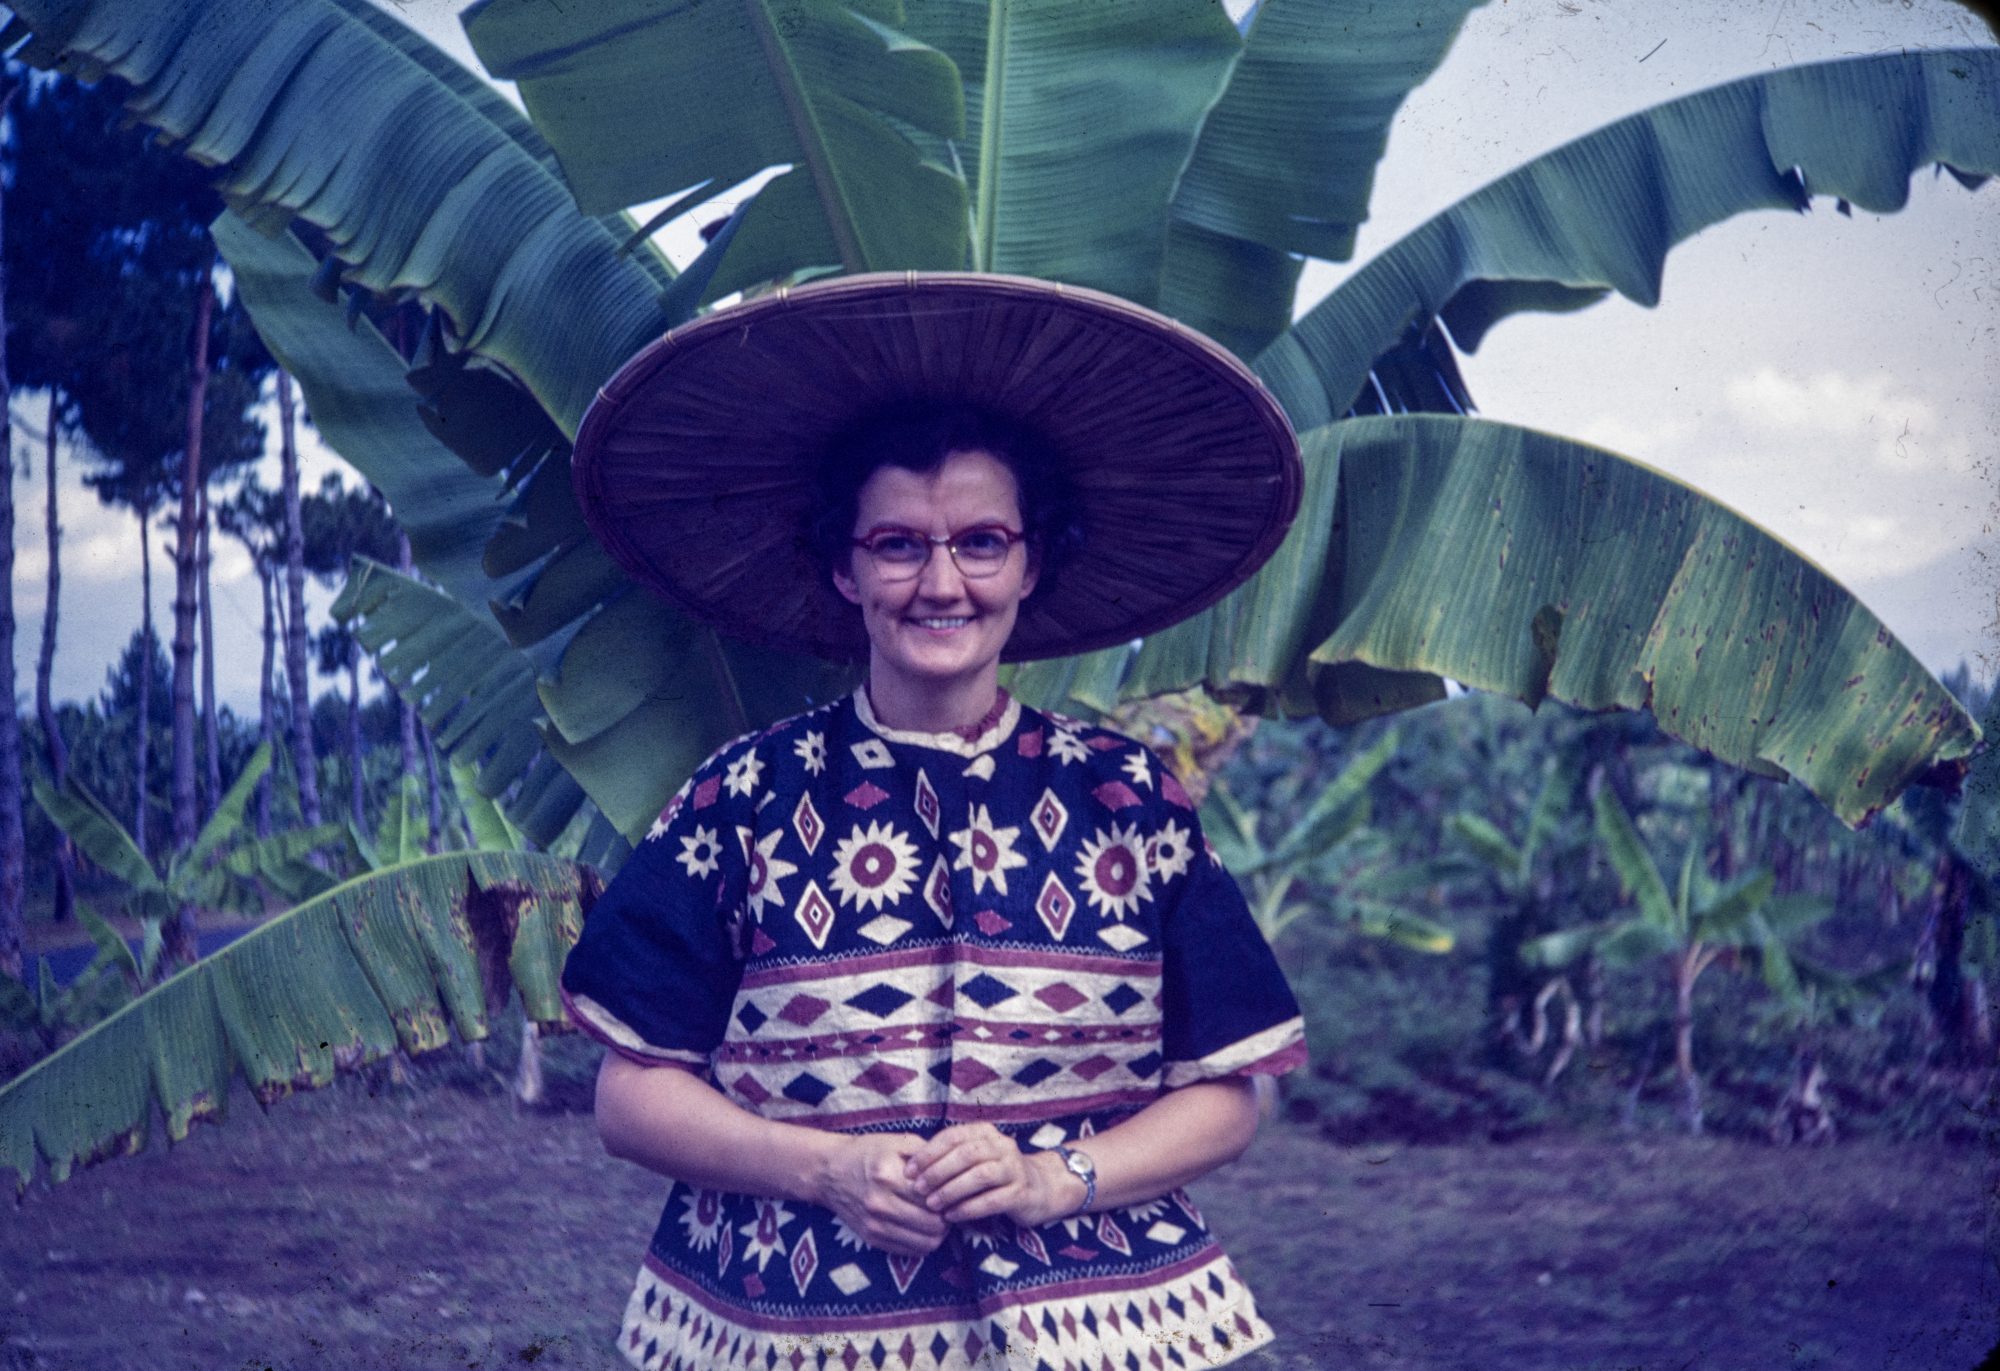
[910,616,973,630]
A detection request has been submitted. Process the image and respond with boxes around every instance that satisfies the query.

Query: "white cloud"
[1722,367,1969,476]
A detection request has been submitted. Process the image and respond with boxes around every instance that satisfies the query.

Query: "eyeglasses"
[851,525,1026,581]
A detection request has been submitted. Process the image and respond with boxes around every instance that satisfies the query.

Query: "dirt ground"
[1,1065,1995,1371]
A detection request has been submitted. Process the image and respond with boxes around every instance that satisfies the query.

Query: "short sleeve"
[1152,766,1307,1088]
[561,747,752,1071]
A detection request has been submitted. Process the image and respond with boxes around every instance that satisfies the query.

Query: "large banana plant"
[2,2,1988,835]
[0,850,595,1193]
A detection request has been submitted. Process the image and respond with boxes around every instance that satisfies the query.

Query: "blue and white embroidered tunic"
[563,690,1306,1371]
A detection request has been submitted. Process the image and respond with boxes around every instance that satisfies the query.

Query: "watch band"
[1054,1145,1096,1216]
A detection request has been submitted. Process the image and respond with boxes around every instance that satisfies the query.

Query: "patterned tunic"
[563,690,1306,1371]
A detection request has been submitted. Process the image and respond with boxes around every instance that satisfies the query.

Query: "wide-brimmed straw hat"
[571,272,1301,663]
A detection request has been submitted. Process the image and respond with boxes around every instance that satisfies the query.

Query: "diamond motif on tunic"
[777,994,831,1026]
[1034,982,1088,1013]
[1161,769,1194,810]
[846,983,914,1017]
[969,909,1009,937]
[923,855,954,929]
[1097,923,1148,952]
[1031,789,1068,850]
[1012,1059,1061,1087]
[888,1255,923,1296]
[1070,1054,1116,1081]
[1016,1226,1051,1265]
[731,1073,770,1106]
[850,738,894,769]
[856,914,912,945]
[789,1225,818,1296]
[1103,983,1145,1015]
[1097,1213,1132,1256]
[1092,780,1143,811]
[948,1057,1000,1091]
[792,793,824,855]
[1146,1221,1188,1246]
[959,972,1017,1009]
[692,775,721,809]
[781,1074,833,1107]
[844,780,890,810]
[980,1255,1024,1287]
[1029,1123,1067,1149]
[1017,729,1044,758]
[716,1222,733,1276]
[750,926,778,956]
[1036,873,1076,942]
[850,1061,917,1096]
[794,880,836,950]
[913,769,940,837]
[827,1262,870,1296]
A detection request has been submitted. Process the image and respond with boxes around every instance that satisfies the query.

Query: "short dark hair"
[807,402,1084,598]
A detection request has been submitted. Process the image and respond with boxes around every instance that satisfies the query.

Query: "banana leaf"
[1259,48,2000,426]
[464,0,967,299]
[0,851,594,1195]
[1592,787,1678,934]
[1159,0,1486,354]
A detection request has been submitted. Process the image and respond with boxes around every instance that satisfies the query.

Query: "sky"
[7,0,1996,718]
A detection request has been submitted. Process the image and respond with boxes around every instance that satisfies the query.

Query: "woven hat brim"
[573,273,1302,663]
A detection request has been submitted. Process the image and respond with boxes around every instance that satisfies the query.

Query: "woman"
[562,273,1308,1369]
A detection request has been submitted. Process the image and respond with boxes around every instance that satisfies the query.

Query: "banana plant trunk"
[170,268,214,855]
[37,399,73,924]
[0,94,23,982]
[395,531,423,815]
[346,639,365,831]
[1673,946,1704,1136]
[277,371,322,829]
[1923,852,1988,1066]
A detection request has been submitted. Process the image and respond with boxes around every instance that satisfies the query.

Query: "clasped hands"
[814,1122,1081,1257]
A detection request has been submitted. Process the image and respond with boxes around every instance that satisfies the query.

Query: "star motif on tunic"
[829,820,921,912]
[724,750,766,798]
[744,828,798,920]
[1121,750,1153,790]
[676,825,723,880]
[947,804,1030,897]
[794,730,827,776]
[1074,821,1154,921]
[646,785,690,842]
[1148,818,1195,883]
[678,1187,727,1251]
[1047,728,1090,765]
[738,1199,792,1271]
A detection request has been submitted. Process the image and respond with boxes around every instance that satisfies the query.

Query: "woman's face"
[832,448,1039,706]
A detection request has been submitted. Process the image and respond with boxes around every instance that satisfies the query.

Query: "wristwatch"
[1053,1145,1096,1216]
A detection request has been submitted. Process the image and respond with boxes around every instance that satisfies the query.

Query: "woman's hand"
[812,1133,951,1256]
[902,1123,1080,1227]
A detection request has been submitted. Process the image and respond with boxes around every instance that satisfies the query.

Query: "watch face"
[1064,1149,1095,1178]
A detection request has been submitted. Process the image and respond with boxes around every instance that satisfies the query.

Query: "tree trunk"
[1921,853,1986,1066]
[277,372,321,829]
[0,94,25,980]
[170,269,213,856]
[255,565,276,840]
[37,397,74,925]
[347,640,365,832]
[1673,951,1703,1136]
[166,267,214,964]
[135,507,153,859]
[199,480,221,818]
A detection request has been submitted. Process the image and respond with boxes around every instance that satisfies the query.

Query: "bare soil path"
[2,1072,1994,1371]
